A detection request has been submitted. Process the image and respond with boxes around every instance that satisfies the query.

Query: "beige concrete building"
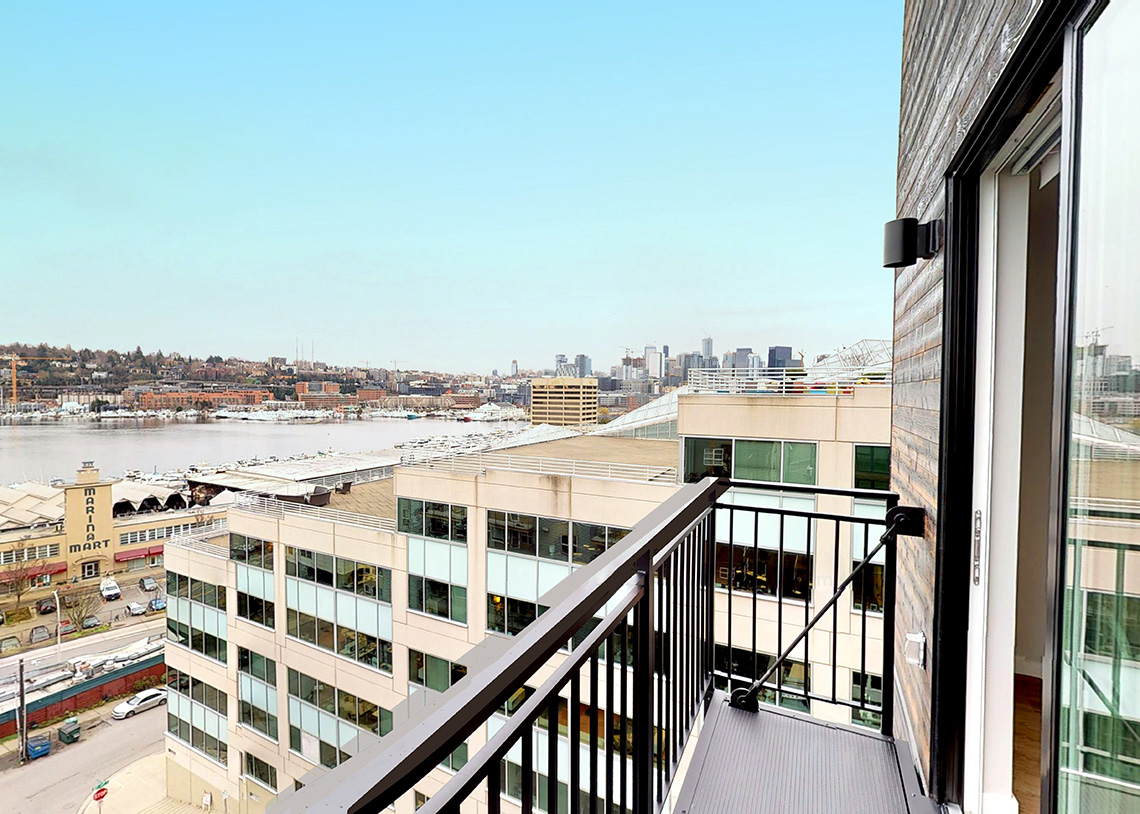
[529,377,599,426]
[0,463,225,597]
[163,373,894,812]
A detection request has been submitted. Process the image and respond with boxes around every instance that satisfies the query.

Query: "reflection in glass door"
[1057,1,1140,811]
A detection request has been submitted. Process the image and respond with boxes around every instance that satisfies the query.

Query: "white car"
[125,602,147,616]
[111,687,166,719]
[99,578,121,601]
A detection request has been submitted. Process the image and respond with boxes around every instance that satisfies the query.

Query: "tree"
[1,551,40,611]
[59,588,104,631]
[89,398,110,414]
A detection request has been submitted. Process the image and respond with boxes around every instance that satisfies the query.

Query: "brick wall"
[891,0,1042,782]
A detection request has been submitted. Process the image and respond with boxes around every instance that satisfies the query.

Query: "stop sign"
[93,789,108,802]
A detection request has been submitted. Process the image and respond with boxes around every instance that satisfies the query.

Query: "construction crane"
[2,355,73,405]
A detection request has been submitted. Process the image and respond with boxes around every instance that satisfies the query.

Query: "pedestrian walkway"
[77,753,197,814]
[0,701,113,762]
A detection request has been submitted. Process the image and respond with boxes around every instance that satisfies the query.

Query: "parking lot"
[1,572,166,657]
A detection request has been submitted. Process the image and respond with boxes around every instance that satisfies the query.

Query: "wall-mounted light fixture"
[883,217,942,268]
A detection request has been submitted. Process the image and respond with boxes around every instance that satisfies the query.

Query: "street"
[0,618,166,682]
[2,702,166,814]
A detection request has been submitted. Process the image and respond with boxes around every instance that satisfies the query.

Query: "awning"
[147,545,164,556]
[114,549,148,562]
[0,561,66,581]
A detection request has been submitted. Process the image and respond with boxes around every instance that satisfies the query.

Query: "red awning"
[114,549,148,563]
[0,561,66,581]
[147,545,164,556]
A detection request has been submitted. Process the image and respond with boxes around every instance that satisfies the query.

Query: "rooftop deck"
[399,436,679,484]
[324,477,396,518]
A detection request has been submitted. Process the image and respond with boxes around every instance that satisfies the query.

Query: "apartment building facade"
[529,378,599,427]
[164,372,893,813]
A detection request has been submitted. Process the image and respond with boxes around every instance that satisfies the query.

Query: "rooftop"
[497,435,677,467]
[324,478,396,518]
[238,452,401,482]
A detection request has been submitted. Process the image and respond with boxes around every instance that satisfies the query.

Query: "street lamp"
[52,589,62,662]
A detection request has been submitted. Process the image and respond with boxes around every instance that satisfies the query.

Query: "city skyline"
[4,3,901,371]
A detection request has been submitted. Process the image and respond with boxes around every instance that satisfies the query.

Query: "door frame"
[933,0,1085,806]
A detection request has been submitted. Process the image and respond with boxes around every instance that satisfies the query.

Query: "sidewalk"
[0,698,114,762]
[77,753,198,814]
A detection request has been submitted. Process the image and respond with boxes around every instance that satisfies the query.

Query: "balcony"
[271,478,933,814]
[231,491,398,533]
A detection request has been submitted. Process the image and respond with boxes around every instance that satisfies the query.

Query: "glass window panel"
[783,442,817,485]
[507,598,537,636]
[424,578,450,618]
[398,498,424,536]
[377,568,392,604]
[336,558,356,592]
[337,690,358,725]
[854,445,891,490]
[317,618,335,650]
[297,549,316,582]
[408,575,424,612]
[537,518,570,561]
[356,563,377,599]
[425,502,451,540]
[734,440,780,482]
[315,553,334,586]
[337,625,357,659]
[450,506,467,543]
[425,654,449,692]
[487,510,506,550]
[450,585,467,624]
[683,437,732,483]
[487,594,506,633]
[409,649,425,685]
[573,524,607,565]
[507,514,537,556]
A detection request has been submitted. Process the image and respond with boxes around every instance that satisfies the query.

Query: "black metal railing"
[274,477,917,814]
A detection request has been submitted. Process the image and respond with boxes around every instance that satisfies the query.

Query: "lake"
[0,418,525,483]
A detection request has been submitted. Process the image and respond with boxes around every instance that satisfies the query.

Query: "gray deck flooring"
[675,693,928,814]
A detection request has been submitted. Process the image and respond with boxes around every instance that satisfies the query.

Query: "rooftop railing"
[399,451,679,484]
[687,366,891,396]
[163,528,230,559]
[272,479,915,814]
[231,492,397,533]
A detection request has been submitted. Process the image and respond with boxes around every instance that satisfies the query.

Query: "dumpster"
[58,721,81,744]
[26,734,51,759]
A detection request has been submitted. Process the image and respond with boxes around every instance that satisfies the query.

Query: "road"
[2,703,166,814]
[0,618,166,682]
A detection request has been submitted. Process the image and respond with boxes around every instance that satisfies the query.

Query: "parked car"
[111,687,166,719]
[0,636,19,654]
[36,597,57,615]
[99,578,121,601]
[125,602,146,616]
[138,577,158,592]
[81,615,101,630]
[29,626,50,644]
[147,597,167,612]
[57,619,76,636]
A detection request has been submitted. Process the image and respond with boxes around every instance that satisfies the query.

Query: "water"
[0,418,525,483]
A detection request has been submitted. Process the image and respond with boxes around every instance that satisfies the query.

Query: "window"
[713,492,815,602]
[238,647,277,685]
[244,752,278,792]
[407,536,467,624]
[237,592,275,629]
[683,437,732,483]
[854,445,890,490]
[82,561,100,579]
[734,440,817,485]
[286,668,392,768]
[1084,591,1140,660]
[398,498,425,536]
[230,533,274,570]
[713,643,809,711]
[166,571,228,663]
[851,672,882,729]
[408,649,466,694]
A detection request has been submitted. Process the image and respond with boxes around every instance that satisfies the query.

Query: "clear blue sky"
[2,2,902,373]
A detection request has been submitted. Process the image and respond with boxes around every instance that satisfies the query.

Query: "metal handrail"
[231,493,397,532]
[400,450,679,484]
[163,529,230,559]
[273,476,728,814]
[688,366,891,395]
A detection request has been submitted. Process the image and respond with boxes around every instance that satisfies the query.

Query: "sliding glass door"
[1056,1,1140,810]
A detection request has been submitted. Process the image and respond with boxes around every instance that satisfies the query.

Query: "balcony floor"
[675,692,936,814]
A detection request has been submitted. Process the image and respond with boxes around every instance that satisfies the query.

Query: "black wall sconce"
[883,218,942,268]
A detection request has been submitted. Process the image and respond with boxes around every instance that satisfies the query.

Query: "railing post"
[632,553,655,814]
[880,495,899,737]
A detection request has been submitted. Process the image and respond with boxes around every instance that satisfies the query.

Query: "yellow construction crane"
[2,355,72,405]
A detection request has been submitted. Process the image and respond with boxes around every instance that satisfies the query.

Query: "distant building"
[768,346,794,369]
[268,356,287,367]
[510,360,519,377]
[529,377,599,426]
[554,354,567,368]
[574,354,592,378]
[357,388,387,403]
[701,336,713,360]
[746,353,764,369]
[139,391,270,409]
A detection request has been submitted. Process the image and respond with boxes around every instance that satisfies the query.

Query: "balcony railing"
[687,366,891,396]
[399,450,679,484]
[231,492,397,532]
[164,529,230,559]
[273,478,918,814]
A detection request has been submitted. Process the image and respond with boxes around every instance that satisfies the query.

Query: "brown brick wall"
[891,0,1042,782]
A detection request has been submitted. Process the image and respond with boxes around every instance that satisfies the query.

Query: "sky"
[2,3,903,374]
